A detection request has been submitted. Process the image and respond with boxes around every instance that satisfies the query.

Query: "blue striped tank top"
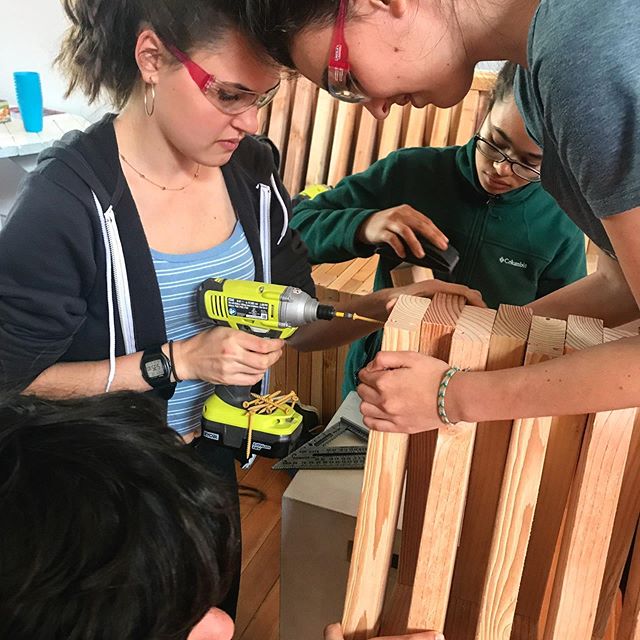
[151,222,255,436]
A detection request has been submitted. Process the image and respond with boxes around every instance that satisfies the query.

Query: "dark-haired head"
[475,61,542,195]
[487,61,518,111]
[56,0,273,109]
[0,391,238,640]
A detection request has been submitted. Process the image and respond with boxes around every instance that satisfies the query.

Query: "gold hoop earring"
[144,83,156,117]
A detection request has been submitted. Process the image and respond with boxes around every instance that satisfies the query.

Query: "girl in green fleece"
[291,63,586,397]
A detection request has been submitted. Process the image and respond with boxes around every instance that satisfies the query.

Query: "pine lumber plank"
[390,264,434,287]
[310,349,324,419]
[593,415,640,638]
[282,77,317,194]
[256,103,270,136]
[354,256,380,296]
[471,70,498,93]
[445,304,533,638]
[512,315,603,637]
[352,109,378,173]
[404,106,429,148]
[377,104,404,160]
[618,526,640,640]
[296,350,313,406]
[305,90,337,186]
[341,295,431,640]
[593,326,640,640]
[543,327,638,639]
[399,294,466,577]
[475,315,568,639]
[405,305,497,634]
[381,293,467,636]
[455,90,481,145]
[428,106,452,147]
[267,76,295,165]
[327,102,359,185]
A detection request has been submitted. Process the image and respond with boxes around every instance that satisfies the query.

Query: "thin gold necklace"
[119,153,200,191]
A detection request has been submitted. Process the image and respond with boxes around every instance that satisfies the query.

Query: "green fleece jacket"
[291,138,586,396]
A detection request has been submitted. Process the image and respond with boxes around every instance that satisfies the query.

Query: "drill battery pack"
[201,393,303,459]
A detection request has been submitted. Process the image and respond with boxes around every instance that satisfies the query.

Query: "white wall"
[0,2,108,122]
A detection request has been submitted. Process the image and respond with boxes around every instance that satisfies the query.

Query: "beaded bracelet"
[437,366,462,425]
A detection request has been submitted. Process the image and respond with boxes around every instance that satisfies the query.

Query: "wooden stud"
[475,315,567,639]
[352,109,379,174]
[390,264,434,287]
[305,90,337,187]
[377,104,404,160]
[445,304,533,638]
[405,305,497,633]
[455,90,481,145]
[267,76,296,167]
[543,326,638,639]
[513,315,603,638]
[428,107,452,147]
[341,295,431,640]
[404,106,429,149]
[327,102,359,185]
[283,77,318,194]
[381,294,467,634]
[471,70,498,93]
[618,524,640,640]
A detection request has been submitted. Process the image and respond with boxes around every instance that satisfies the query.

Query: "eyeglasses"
[327,0,370,103]
[474,134,541,182]
[165,44,281,115]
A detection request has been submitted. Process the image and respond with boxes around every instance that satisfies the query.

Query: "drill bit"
[334,311,383,324]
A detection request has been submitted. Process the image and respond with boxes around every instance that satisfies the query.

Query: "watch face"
[145,359,165,379]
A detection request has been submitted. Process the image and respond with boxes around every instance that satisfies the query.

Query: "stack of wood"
[342,293,640,640]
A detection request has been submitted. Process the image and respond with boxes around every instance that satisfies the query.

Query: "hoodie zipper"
[458,197,496,284]
[103,207,137,354]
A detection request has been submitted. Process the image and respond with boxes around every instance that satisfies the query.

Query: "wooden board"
[267,76,295,165]
[512,315,603,638]
[475,315,567,639]
[455,90,481,145]
[282,77,317,194]
[377,104,404,160]
[543,325,638,639]
[327,102,359,185]
[405,305,497,633]
[404,106,428,148]
[341,295,431,640]
[445,304,533,638]
[428,107,453,147]
[352,109,378,174]
[305,89,337,187]
[618,525,640,640]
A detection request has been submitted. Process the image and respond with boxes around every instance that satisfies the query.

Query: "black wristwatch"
[140,345,175,400]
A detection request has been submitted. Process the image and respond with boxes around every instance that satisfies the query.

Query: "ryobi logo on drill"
[499,256,528,269]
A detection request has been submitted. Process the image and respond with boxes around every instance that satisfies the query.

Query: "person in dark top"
[0,389,444,640]
[234,0,640,436]
[292,62,585,396]
[0,0,481,617]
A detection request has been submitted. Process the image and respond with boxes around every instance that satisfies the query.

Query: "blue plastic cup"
[13,71,43,133]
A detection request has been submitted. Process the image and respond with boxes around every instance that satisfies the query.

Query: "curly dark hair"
[0,391,239,640]
[55,0,240,109]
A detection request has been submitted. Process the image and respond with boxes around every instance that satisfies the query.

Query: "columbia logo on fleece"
[499,256,528,269]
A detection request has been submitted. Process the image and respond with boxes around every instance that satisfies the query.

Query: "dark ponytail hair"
[488,61,518,110]
[55,0,238,109]
[239,0,341,69]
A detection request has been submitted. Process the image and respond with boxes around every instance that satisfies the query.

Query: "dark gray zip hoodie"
[0,114,313,390]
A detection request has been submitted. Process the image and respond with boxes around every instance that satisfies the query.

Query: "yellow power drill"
[197,278,376,458]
